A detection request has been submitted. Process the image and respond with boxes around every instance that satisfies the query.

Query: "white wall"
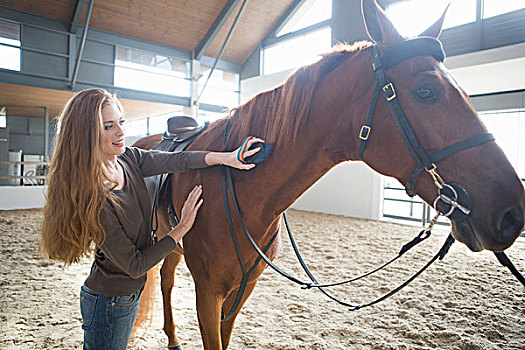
[292,162,383,220]
[240,43,525,220]
[0,186,46,210]
[446,42,525,95]
[241,69,294,103]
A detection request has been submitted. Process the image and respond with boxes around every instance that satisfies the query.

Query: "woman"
[40,88,262,349]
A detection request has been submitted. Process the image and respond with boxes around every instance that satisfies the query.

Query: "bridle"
[218,37,524,318]
[358,37,494,213]
[358,37,523,287]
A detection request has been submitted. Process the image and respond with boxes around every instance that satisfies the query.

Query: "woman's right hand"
[168,185,203,242]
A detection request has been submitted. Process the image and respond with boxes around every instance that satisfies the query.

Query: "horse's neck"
[251,133,346,219]
[241,53,373,222]
[236,123,361,222]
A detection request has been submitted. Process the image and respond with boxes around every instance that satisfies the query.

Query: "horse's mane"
[224,41,373,147]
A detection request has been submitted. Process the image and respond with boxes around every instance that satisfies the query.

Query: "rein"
[222,164,455,310]
[218,36,524,317]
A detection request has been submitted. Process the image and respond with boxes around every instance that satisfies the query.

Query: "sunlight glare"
[386,0,476,38]
[483,0,525,18]
[264,27,331,75]
[278,0,332,36]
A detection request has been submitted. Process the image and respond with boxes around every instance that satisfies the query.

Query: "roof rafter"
[70,0,94,89]
[70,0,87,34]
[194,0,241,60]
[263,0,305,42]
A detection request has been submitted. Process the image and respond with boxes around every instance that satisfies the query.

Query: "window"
[386,0,476,37]
[382,178,451,226]
[114,47,190,96]
[382,177,426,222]
[262,0,332,75]
[483,0,525,18]
[479,109,525,178]
[197,109,229,123]
[198,68,239,107]
[0,106,6,128]
[123,118,148,137]
[0,20,21,71]
[148,114,173,135]
[277,0,332,36]
[263,27,331,75]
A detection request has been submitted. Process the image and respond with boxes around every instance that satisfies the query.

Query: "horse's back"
[132,133,163,150]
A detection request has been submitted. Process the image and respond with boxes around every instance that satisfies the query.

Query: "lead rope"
[351,233,455,310]
[284,207,456,310]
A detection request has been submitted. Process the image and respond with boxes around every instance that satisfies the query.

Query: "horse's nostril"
[499,208,524,241]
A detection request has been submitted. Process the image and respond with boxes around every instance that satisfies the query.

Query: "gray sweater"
[84,147,208,296]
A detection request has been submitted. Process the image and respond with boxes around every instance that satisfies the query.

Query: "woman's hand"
[204,136,265,170]
[167,185,203,242]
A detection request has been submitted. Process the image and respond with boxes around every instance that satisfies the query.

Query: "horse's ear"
[362,0,403,47]
[418,3,450,38]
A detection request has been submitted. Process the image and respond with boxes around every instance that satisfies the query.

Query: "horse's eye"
[417,88,433,99]
[412,86,438,104]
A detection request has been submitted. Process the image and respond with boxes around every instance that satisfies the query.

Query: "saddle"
[144,115,208,233]
[158,115,208,152]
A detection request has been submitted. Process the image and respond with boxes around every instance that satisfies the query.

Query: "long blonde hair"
[40,88,122,264]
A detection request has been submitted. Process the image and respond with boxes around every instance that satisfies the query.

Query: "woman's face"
[101,101,126,159]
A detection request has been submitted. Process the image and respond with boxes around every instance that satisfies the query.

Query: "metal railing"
[383,178,525,227]
[0,160,49,186]
[382,184,450,227]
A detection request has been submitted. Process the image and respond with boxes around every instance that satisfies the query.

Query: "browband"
[373,37,446,72]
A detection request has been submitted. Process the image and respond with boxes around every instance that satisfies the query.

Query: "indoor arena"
[0,1,524,349]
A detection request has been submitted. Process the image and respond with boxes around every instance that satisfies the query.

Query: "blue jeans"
[80,285,143,350]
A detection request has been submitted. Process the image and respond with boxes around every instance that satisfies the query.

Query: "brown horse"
[134,0,525,348]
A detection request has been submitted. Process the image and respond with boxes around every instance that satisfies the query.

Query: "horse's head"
[358,0,525,252]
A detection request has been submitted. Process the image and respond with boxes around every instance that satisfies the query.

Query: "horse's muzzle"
[497,207,524,249]
[455,206,524,252]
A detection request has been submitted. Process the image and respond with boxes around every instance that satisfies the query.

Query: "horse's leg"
[154,196,186,348]
[220,222,281,349]
[195,283,225,350]
[161,251,184,348]
[220,281,259,349]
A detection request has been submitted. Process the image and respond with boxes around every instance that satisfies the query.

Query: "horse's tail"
[133,263,159,332]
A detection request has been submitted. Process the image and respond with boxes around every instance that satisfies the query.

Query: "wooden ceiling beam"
[263,0,305,42]
[194,0,241,60]
[1,0,297,65]
[70,0,94,89]
[70,0,87,34]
